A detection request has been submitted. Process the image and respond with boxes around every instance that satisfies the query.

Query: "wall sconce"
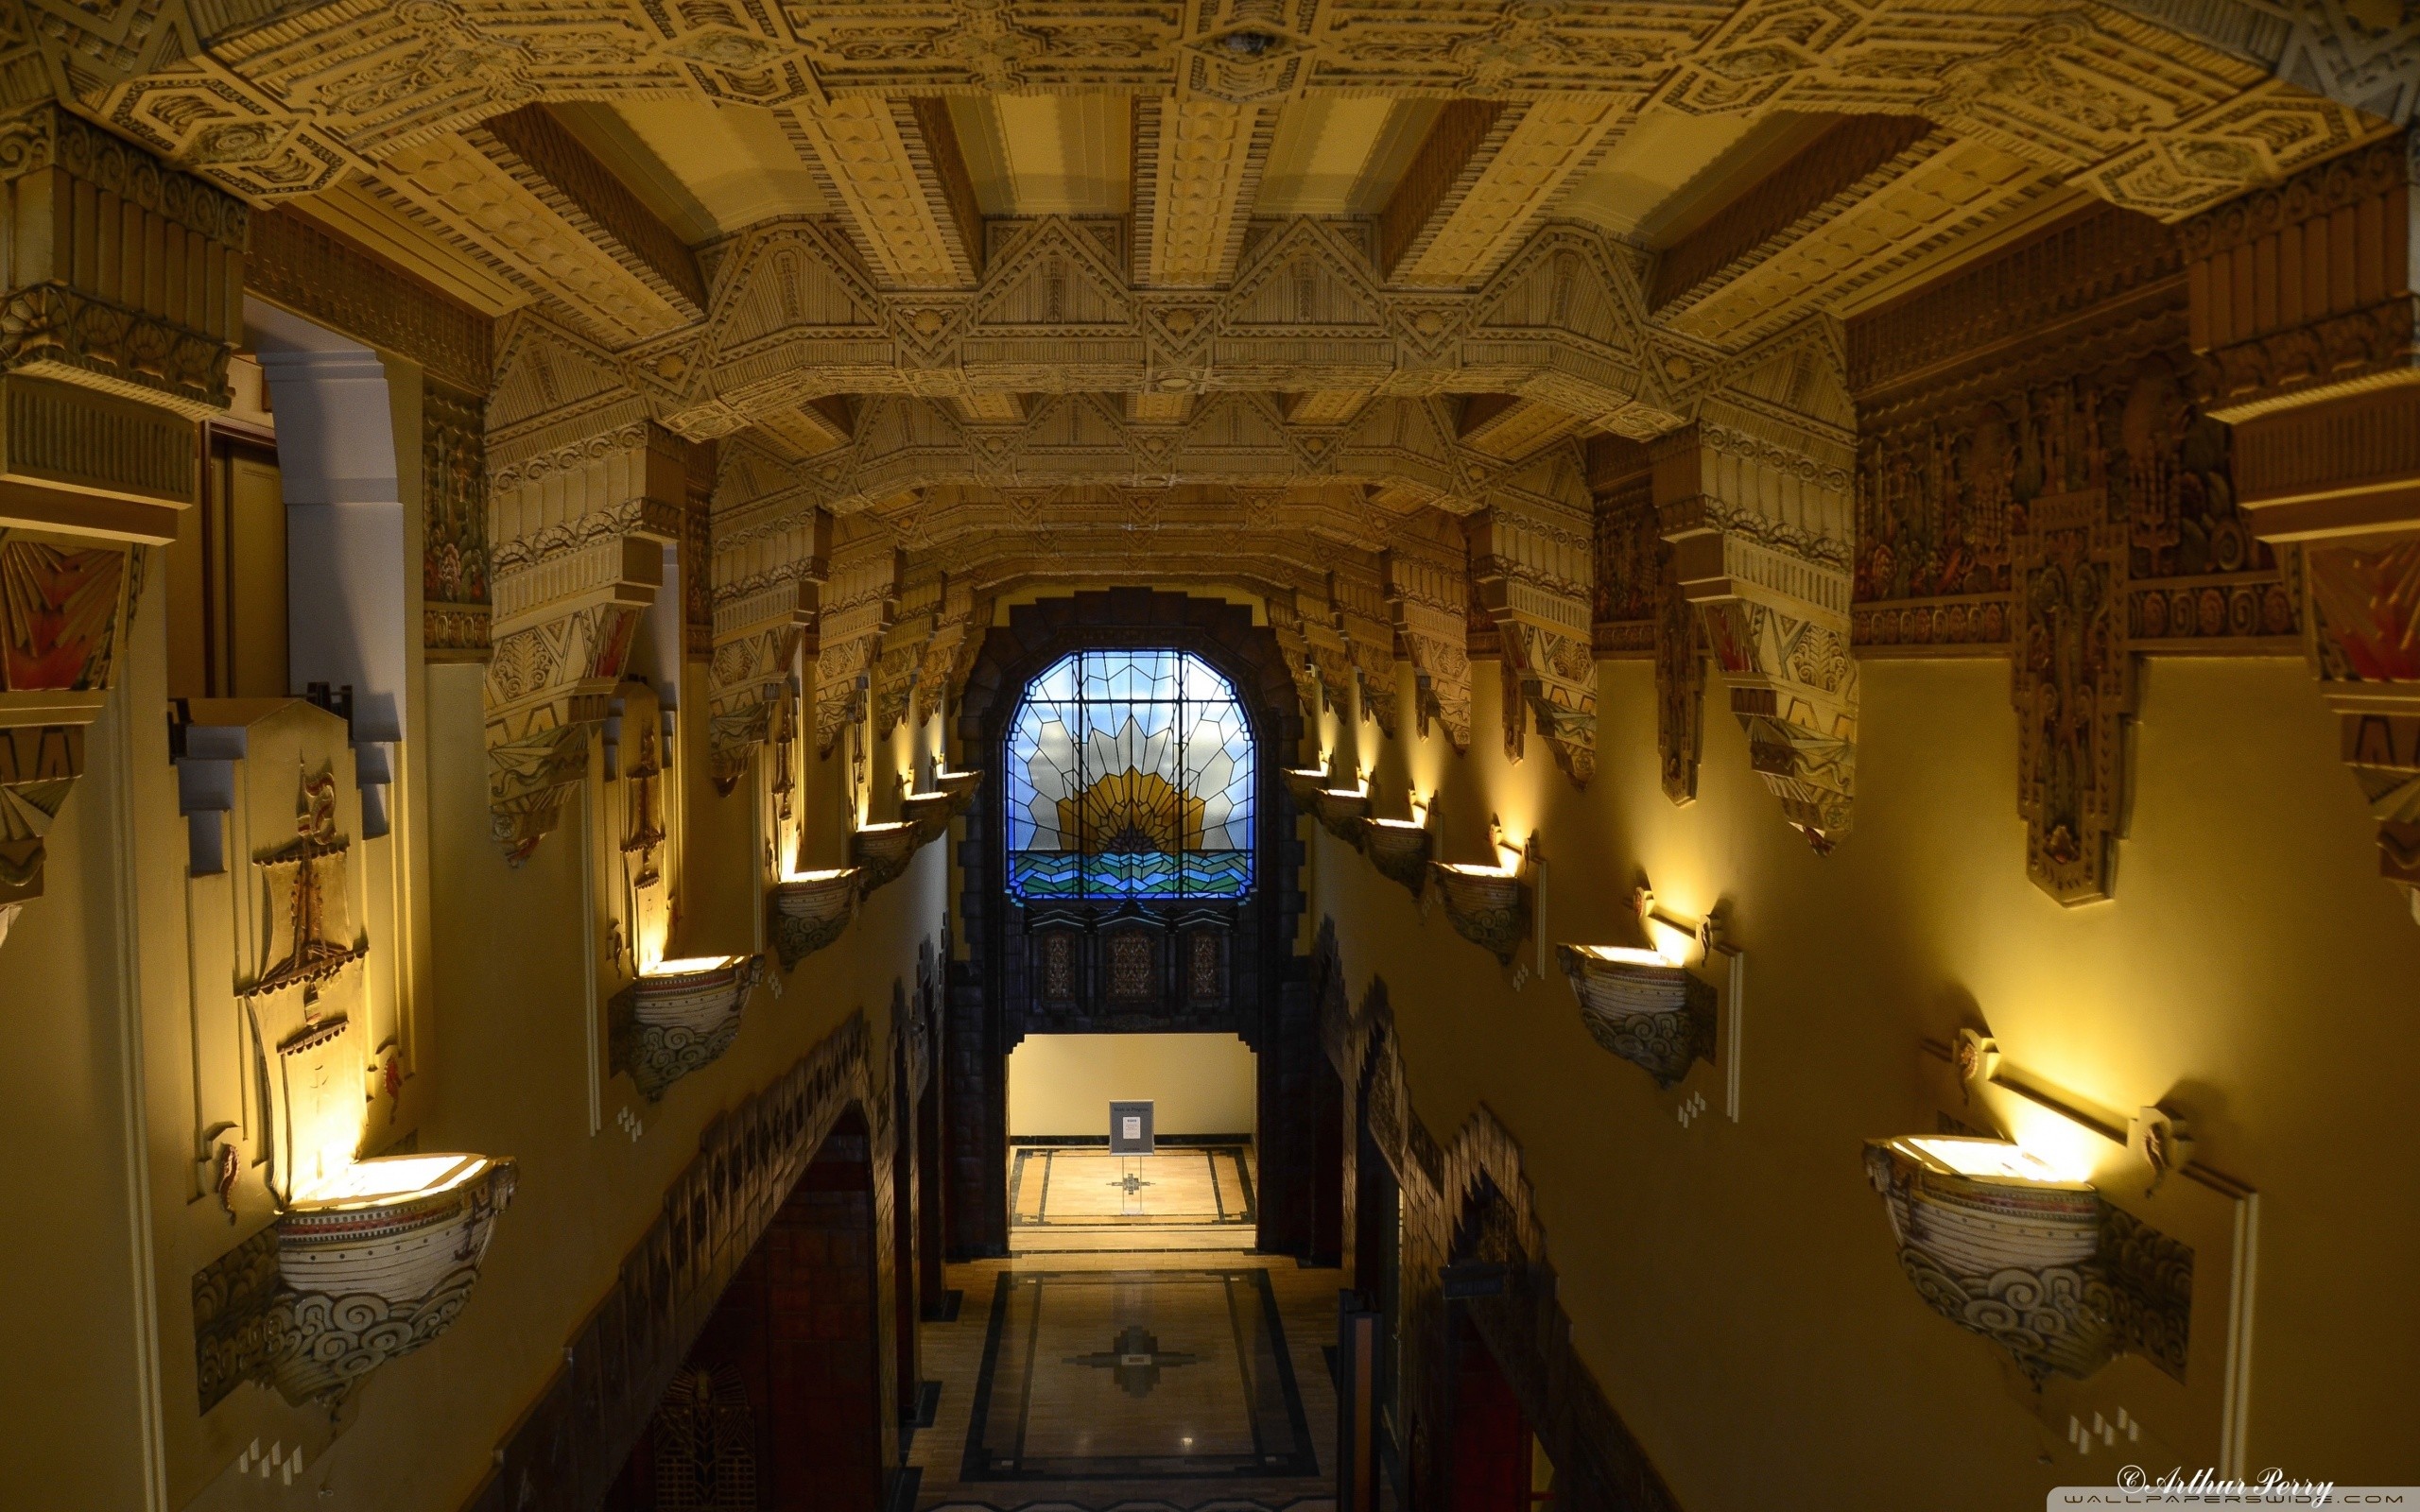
[1284,766,1330,809]
[614,954,764,1102]
[850,820,922,895]
[1427,817,1530,965]
[1361,816,1432,897]
[1862,1134,2117,1383]
[900,788,955,843]
[195,1153,518,1413]
[1315,780,1372,844]
[934,766,985,816]
[769,868,859,971]
[1558,945,1714,1089]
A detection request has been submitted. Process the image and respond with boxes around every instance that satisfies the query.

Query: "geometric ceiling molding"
[644,215,1693,447]
[52,0,2396,242]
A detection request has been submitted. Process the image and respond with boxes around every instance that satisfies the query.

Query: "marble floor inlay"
[959,1268,1316,1483]
[1010,1147,1257,1231]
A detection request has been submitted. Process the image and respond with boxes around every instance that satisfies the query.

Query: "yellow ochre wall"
[1308,650,2420,1506]
[0,404,949,1509]
[1009,1033,1257,1138]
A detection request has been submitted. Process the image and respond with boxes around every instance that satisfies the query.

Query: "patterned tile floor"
[909,1245,1340,1512]
[1009,1146,1258,1253]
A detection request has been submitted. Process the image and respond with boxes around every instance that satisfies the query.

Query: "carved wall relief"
[2013,490,2135,904]
[424,382,493,659]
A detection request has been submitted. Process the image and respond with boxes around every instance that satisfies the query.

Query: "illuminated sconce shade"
[1862,1135,2117,1383]
[615,954,764,1102]
[1360,817,1432,896]
[1427,860,1528,964]
[1559,945,1713,1088]
[851,820,923,895]
[1283,767,1330,809]
[195,1153,518,1412]
[1314,785,1372,844]
[901,788,956,843]
[769,868,859,970]
[934,767,984,809]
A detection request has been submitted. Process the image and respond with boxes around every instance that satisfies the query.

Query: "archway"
[947,592,1313,1259]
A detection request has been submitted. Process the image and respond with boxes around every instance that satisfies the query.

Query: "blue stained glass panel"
[1005,649,1255,900]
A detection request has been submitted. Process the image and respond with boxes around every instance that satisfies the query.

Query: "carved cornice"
[2183,133,2418,425]
[249,208,493,395]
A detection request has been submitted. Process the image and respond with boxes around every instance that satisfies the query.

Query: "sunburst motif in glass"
[1005,649,1254,899]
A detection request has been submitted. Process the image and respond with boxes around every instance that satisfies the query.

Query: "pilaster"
[0,108,242,928]
[2187,131,2420,906]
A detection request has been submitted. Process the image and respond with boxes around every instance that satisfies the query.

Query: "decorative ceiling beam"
[782,96,984,288]
[1459,393,1585,461]
[1381,96,1629,287]
[630,216,1687,443]
[1652,117,2052,347]
[373,130,697,347]
[709,392,1595,541]
[1132,95,1280,287]
[64,0,2403,235]
[470,107,707,318]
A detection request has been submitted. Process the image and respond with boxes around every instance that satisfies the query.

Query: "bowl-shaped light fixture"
[1314,785,1372,843]
[900,789,956,843]
[1558,944,1714,1088]
[1862,1134,2114,1383]
[267,1152,518,1405]
[769,868,859,969]
[851,820,922,894]
[1428,860,1528,964]
[1360,817,1432,896]
[621,954,760,1101]
[1283,767,1331,809]
[934,767,985,817]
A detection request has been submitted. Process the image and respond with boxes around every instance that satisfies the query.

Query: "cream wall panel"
[1312,651,2420,1504]
[1010,1033,1258,1138]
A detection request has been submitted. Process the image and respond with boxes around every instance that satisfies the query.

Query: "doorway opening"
[1005,1031,1258,1253]
[604,1110,888,1512]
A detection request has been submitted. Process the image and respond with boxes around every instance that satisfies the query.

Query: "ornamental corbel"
[708,511,828,797]
[814,538,903,757]
[1472,503,1598,785]
[483,417,687,860]
[1382,531,1473,752]
[1326,563,1399,739]
[1653,421,1857,849]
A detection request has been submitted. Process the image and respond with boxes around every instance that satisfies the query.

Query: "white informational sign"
[1123,1116,1142,1140]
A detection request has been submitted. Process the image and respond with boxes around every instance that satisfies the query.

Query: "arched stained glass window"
[1005,649,1254,900]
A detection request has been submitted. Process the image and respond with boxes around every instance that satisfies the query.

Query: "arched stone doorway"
[946,591,1315,1259]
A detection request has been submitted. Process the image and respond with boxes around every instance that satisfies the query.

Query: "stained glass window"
[1005,649,1254,900]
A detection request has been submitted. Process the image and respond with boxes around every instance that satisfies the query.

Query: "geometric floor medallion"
[960,1268,1315,1481]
